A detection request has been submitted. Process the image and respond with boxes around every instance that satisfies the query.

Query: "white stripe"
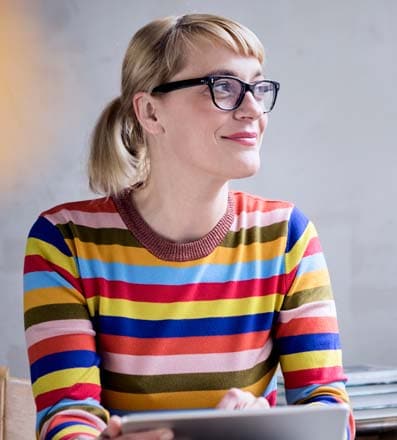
[278,300,337,324]
[45,209,126,229]
[102,340,273,376]
[25,319,95,347]
[230,207,291,232]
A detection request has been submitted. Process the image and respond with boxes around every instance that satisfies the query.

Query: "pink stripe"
[230,207,291,232]
[278,301,336,324]
[102,340,273,375]
[25,319,95,348]
[45,209,126,229]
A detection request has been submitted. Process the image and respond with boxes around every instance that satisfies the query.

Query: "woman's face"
[150,42,269,185]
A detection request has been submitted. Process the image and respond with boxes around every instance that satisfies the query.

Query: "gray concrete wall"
[1,0,396,378]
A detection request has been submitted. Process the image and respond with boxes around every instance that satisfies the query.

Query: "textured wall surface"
[1,0,396,378]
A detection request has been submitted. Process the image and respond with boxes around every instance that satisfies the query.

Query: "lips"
[224,132,257,140]
[222,132,258,146]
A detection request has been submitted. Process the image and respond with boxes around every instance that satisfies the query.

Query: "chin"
[229,162,261,180]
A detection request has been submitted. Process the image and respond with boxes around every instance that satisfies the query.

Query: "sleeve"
[274,206,355,439]
[23,215,109,440]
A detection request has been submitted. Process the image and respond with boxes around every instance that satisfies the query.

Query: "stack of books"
[343,364,397,430]
[277,364,397,434]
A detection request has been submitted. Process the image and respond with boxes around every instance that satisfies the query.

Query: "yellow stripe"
[280,350,342,372]
[33,367,100,396]
[285,222,316,273]
[305,385,349,404]
[52,424,100,440]
[26,237,78,277]
[90,294,283,320]
[24,286,85,310]
[290,269,331,292]
[102,371,273,411]
[66,236,286,267]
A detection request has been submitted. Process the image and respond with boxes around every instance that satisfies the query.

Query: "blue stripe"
[296,253,327,276]
[308,395,341,404]
[277,333,341,355]
[45,420,94,440]
[285,207,309,252]
[97,312,277,338]
[23,271,75,292]
[284,381,346,404]
[30,350,100,382]
[29,216,72,256]
[77,256,285,285]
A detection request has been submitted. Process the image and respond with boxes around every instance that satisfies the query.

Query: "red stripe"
[42,197,115,215]
[283,366,346,389]
[275,317,339,338]
[35,383,101,412]
[82,274,289,302]
[303,236,323,257]
[28,335,95,363]
[98,330,270,355]
[233,191,292,215]
[266,389,277,406]
[47,414,99,439]
[24,255,82,291]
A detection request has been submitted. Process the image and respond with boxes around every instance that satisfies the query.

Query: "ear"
[133,92,164,135]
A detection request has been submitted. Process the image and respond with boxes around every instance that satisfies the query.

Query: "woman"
[24,13,355,440]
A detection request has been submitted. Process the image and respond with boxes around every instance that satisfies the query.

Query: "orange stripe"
[28,334,96,363]
[98,330,270,356]
[276,317,339,338]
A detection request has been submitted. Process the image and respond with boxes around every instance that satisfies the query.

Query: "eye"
[213,80,233,94]
[213,78,240,96]
[255,82,272,97]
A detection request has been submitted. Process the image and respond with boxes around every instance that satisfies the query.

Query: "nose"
[234,90,263,120]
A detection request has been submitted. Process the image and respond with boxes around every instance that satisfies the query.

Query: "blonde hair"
[88,13,265,196]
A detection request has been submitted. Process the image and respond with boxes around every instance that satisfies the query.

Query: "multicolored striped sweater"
[24,190,355,439]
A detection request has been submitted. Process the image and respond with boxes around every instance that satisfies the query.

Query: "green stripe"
[58,223,143,247]
[282,286,333,310]
[102,351,279,394]
[24,303,89,328]
[222,221,288,247]
[57,221,287,249]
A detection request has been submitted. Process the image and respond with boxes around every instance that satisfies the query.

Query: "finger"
[244,396,270,409]
[234,390,256,409]
[101,415,122,438]
[216,388,242,409]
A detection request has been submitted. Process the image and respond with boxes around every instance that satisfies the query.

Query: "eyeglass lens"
[212,78,275,112]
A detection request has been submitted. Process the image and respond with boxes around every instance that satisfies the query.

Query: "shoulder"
[231,190,312,240]
[231,190,295,216]
[38,196,117,226]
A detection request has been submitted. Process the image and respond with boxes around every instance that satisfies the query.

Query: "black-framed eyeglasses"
[152,75,280,113]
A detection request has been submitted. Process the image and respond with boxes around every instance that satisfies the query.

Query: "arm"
[24,215,108,439]
[275,207,355,439]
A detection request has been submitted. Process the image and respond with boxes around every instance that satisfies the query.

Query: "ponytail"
[88,97,149,196]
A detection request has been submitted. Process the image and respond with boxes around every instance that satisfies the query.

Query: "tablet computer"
[121,404,349,440]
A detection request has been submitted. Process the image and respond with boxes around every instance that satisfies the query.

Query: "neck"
[132,178,230,242]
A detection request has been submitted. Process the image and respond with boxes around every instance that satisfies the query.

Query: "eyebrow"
[206,69,265,80]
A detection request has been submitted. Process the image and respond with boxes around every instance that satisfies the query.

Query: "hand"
[96,415,174,440]
[216,388,270,410]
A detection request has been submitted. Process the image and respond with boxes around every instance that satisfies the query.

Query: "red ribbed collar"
[113,189,235,262]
